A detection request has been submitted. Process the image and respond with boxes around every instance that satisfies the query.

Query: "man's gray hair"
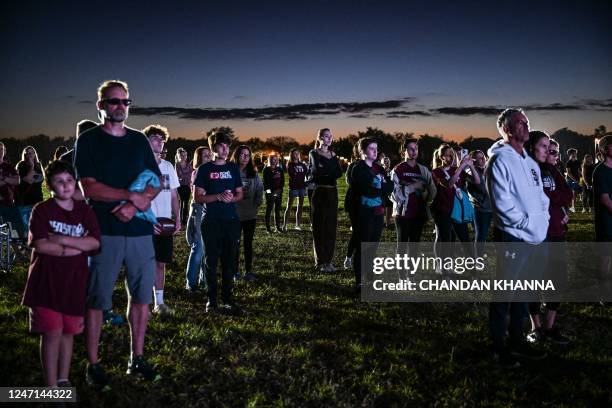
[496,108,524,139]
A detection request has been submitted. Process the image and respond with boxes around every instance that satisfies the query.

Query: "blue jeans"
[473,210,492,257]
[474,210,492,243]
[185,203,206,289]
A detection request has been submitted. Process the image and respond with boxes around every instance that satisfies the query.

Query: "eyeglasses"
[548,150,559,156]
[103,98,132,106]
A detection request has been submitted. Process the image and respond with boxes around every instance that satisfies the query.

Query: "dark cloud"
[524,103,584,111]
[386,110,432,118]
[581,99,612,110]
[128,97,611,122]
[130,99,410,121]
[432,102,603,117]
[433,106,500,116]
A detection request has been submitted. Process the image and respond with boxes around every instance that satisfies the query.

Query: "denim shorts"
[289,188,306,198]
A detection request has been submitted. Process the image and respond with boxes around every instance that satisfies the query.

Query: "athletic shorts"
[289,188,306,198]
[87,235,156,310]
[153,234,174,263]
[29,306,84,335]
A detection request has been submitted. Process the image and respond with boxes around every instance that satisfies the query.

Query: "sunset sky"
[1,1,610,144]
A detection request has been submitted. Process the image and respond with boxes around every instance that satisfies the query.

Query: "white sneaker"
[581,208,586,213]
[344,256,353,269]
[152,303,173,316]
[294,225,302,230]
[569,207,576,213]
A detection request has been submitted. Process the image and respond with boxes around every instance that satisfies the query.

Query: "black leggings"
[346,196,359,258]
[395,217,426,243]
[581,185,593,209]
[432,211,470,263]
[237,219,256,273]
[177,185,191,224]
[265,192,283,230]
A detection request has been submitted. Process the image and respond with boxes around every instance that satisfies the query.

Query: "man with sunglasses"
[74,80,162,387]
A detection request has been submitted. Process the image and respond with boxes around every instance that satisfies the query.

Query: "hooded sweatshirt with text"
[486,139,550,244]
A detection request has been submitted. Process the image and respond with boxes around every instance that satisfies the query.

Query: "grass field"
[1,179,611,407]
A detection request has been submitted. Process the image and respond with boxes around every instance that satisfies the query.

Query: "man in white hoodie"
[486,108,550,367]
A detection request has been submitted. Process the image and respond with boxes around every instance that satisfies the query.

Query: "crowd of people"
[1,80,610,388]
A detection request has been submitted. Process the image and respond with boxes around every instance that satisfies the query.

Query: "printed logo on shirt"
[209,171,232,180]
[49,221,85,237]
[402,172,422,178]
[531,169,540,186]
[542,174,556,190]
[161,174,170,191]
[294,165,306,173]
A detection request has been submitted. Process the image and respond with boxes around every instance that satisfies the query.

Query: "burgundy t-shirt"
[394,162,426,219]
[271,167,283,191]
[431,166,466,216]
[22,199,101,316]
[288,161,307,190]
[0,161,18,206]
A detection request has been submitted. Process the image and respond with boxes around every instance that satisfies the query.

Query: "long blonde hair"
[432,144,455,169]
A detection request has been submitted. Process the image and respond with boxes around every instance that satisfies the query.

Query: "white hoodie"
[486,139,550,244]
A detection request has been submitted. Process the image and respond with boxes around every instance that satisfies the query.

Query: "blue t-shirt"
[194,162,242,219]
[74,125,161,236]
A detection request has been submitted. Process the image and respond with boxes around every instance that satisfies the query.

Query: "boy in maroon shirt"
[22,161,100,387]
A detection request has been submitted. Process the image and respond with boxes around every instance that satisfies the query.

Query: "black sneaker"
[509,342,547,360]
[244,272,257,281]
[526,328,545,344]
[126,355,161,381]
[57,380,72,387]
[492,351,521,369]
[86,362,109,388]
[543,327,571,345]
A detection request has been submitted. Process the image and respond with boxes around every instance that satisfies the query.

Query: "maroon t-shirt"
[431,166,466,216]
[271,168,283,191]
[0,161,18,206]
[542,163,572,239]
[22,199,101,316]
[288,161,307,190]
[394,162,426,219]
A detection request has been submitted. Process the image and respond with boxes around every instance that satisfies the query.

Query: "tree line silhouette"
[1,125,606,168]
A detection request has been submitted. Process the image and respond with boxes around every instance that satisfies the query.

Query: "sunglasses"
[548,150,559,156]
[103,98,132,106]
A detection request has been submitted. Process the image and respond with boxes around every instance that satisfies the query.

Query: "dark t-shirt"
[0,161,18,206]
[565,159,581,181]
[74,126,161,236]
[16,162,44,206]
[593,162,612,241]
[432,166,466,216]
[194,161,242,219]
[394,161,426,219]
[22,199,101,316]
[288,162,307,190]
[308,150,343,186]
